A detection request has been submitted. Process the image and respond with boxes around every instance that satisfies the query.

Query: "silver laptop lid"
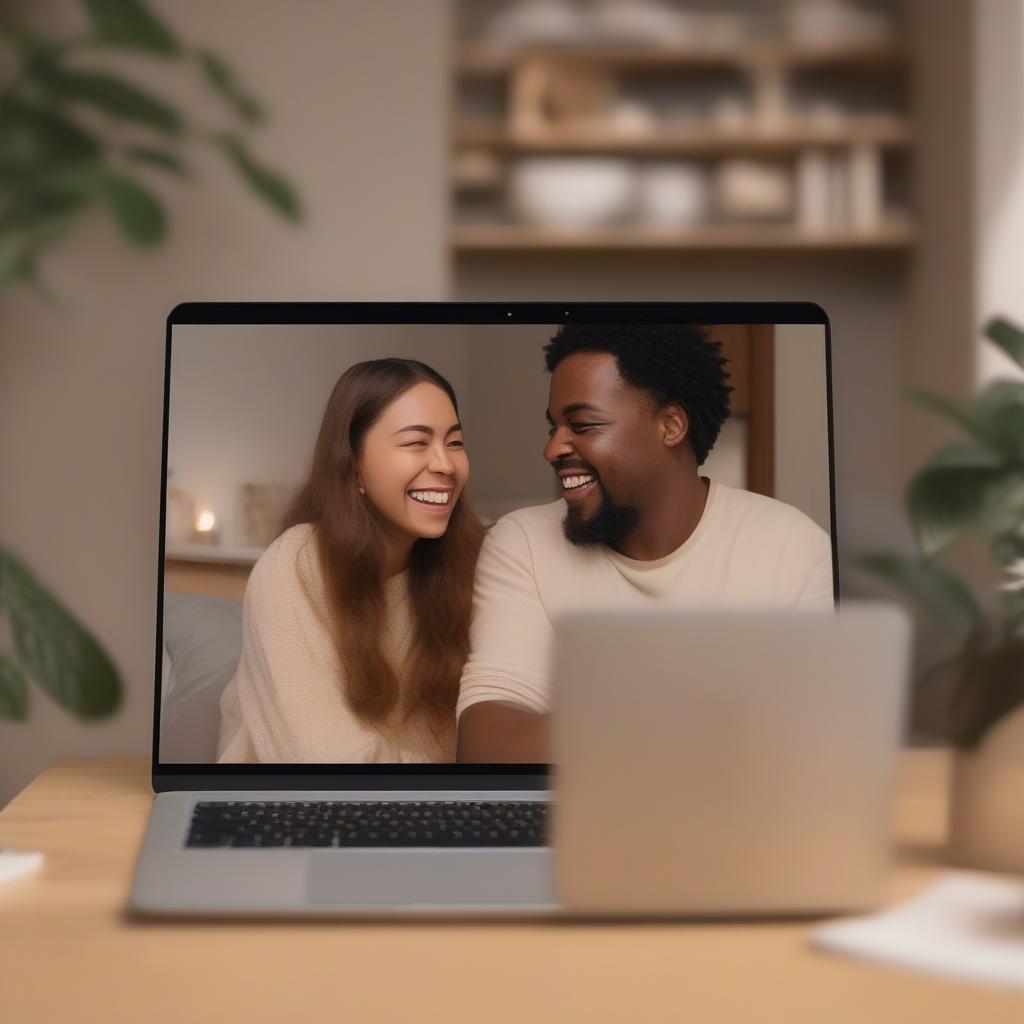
[551,604,910,916]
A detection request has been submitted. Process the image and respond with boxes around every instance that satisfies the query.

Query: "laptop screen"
[158,305,835,774]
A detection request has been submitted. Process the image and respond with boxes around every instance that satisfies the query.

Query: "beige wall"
[170,324,474,546]
[774,324,830,533]
[463,325,564,520]
[0,0,449,807]
[974,0,1024,383]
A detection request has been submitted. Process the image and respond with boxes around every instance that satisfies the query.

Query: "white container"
[848,143,883,233]
[487,0,585,45]
[636,163,708,228]
[826,153,849,229]
[796,148,830,233]
[510,158,636,228]
[589,0,694,44]
[787,0,893,46]
[165,469,196,544]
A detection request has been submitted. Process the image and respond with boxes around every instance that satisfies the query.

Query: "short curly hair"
[543,324,733,464]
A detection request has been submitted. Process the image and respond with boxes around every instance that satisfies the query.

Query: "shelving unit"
[449,2,913,255]
[452,221,914,251]
[164,542,263,566]
[455,40,907,75]
[455,118,909,152]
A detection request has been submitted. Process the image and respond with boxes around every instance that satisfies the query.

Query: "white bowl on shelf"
[487,0,586,45]
[636,162,708,228]
[588,0,695,45]
[509,158,636,229]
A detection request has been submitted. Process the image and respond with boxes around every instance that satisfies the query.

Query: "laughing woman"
[217,359,485,763]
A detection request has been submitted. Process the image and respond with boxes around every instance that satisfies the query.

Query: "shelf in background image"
[454,118,912,155]
[165,542,264,566]
[456,41,907,75]
[451,222,916,252]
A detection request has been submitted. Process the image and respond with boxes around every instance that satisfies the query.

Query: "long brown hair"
[281,358,484,732]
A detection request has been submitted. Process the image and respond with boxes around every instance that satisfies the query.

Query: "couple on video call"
[216,324,834,765]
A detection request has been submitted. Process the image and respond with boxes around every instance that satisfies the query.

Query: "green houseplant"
[0,0,301,722]
[864,316,1024,871]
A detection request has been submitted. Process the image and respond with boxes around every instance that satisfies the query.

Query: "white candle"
[193,510,219,545]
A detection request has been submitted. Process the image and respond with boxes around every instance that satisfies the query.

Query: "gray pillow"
[160,590,243,763]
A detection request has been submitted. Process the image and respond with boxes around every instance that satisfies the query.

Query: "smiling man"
[456,324,835,763]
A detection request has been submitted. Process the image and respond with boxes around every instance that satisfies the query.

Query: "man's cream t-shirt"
[456,479,834,719]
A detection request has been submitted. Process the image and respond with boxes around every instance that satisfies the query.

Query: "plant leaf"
[999,585,1024,633]
[907,389,976,435]
[197,51,264,124]
[101,172,166,245]
[81,0,179,55]
[970,380,1024,459]
[216,134,301,221]
[0,547,122,718]
[0,235,28,289]
[125,145,189,176]
[985,317,1024,371]
[975,468,1024,556]
[0,99,101,171]
[9,163,166,246]
[907,444,1010,556]
[20,162,108,213]
[34,67,184,136]
[858,553,981,638]
[909,381,1024,459]
[0,650,29,721]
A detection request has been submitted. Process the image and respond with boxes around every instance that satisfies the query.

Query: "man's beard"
[562,480,640,547]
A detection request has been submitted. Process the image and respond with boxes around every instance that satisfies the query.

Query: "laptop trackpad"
[306,849,554,909]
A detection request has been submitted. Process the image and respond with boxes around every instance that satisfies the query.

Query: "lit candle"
[193,510,219,545]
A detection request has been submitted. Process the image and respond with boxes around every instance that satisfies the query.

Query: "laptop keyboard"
[185,800,549,848]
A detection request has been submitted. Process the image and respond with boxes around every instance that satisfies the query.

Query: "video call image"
[160,322,834,765]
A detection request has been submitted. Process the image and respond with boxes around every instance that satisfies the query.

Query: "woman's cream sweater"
[216,524,454,763]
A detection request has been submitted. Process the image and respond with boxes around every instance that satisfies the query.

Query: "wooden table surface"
[0,752,1020,1023]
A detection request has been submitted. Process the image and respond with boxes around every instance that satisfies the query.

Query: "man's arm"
[456,513,556,762]
[457,702,551,763]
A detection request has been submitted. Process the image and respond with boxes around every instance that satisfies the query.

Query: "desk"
[0,752,1019,1023]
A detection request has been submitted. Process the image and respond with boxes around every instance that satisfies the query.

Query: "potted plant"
[863,316,1024,873]
[0,0,300,724]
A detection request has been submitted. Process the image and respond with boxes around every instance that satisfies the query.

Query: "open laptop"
[131,301,905,918]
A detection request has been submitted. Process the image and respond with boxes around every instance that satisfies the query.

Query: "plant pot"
[948,705,1024,873]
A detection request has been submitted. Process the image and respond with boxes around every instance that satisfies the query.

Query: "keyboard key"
[186,800,548,849]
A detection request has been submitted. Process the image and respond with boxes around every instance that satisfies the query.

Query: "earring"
[357,485,365,495]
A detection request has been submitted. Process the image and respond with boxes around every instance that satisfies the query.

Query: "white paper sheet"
[810,872,1024,989]
[0,849,43,885]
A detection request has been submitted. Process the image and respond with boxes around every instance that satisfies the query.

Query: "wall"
[169,324,474,546]
[774,324,830,533]
[974,0,1024,382]
[464,325,566,520]
[0,0,450,808]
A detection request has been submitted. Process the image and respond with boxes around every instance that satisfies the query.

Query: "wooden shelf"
[451,222,915,252]
[452,20,912,258]
[454,117,911,155]
[165,542,264,566]
[456,40,907,75]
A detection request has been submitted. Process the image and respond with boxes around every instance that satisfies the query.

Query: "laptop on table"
[131,301,909,918]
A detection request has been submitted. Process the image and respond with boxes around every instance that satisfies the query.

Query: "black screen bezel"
[153,301,838,793]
